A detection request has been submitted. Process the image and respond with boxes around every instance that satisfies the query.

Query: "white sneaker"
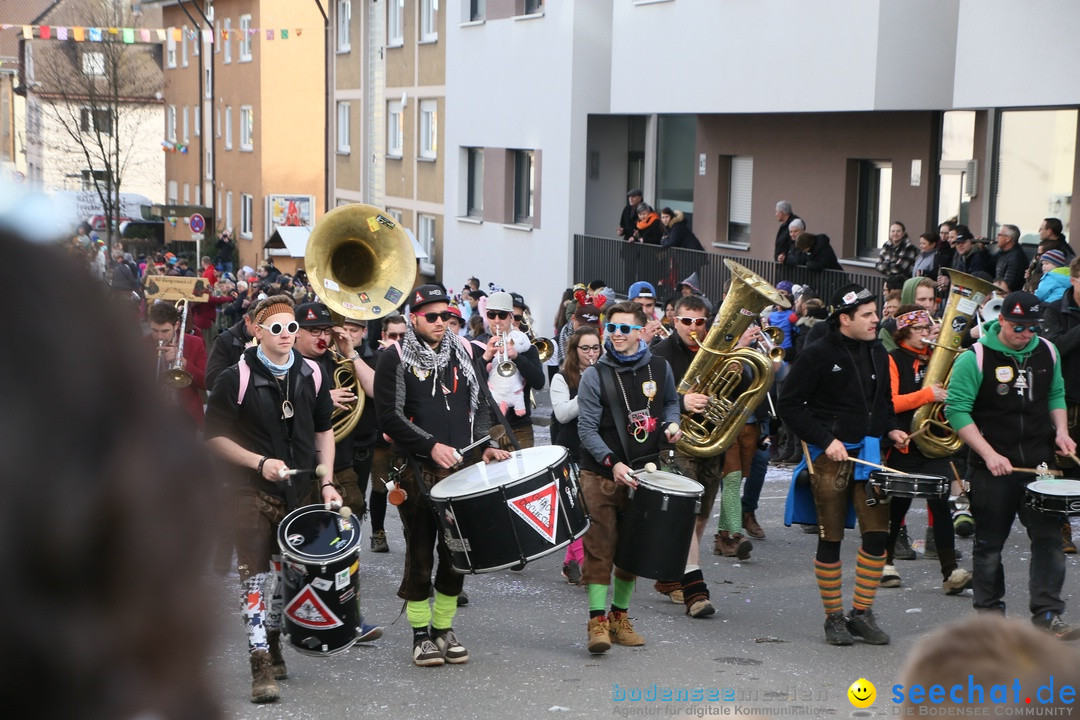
[880,564,901,588]
[943,568,972,595]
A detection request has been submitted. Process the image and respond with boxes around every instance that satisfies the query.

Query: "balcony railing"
[573,235,887,306]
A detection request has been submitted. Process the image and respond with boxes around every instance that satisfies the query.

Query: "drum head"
[636,471,704,497]
[278,505,361,563]
[430,445,569,500]
[1028,479,1080,495]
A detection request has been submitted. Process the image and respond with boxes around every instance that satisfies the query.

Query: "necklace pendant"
[414,368,429,381]
[642,380,657,400]
[281,400,294,419]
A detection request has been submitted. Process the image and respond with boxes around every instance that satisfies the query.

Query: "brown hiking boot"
[249,650,280,703]
[267,630,287,680]
[717,530,753,560]
[587,616,611,654]
[742,511,765,539]
[608,611,645,646]
[1064,523,1077,554]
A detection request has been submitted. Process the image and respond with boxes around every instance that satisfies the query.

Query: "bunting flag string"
[0,22,310,47]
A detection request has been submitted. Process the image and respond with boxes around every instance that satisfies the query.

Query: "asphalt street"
[206,405,1080,719]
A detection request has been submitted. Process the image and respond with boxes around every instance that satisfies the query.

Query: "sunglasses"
[1009,323,1040,333]
[675,316,706,327]
[385,332,403,340]
[486,310,511,320]
[605,322,643,335]
[260,321,300,336]
[417,311,454,323]
[578,344,601,352]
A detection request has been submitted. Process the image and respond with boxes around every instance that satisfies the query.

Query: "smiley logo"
[847,678,876,708]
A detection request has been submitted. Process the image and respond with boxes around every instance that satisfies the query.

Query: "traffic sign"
[188,213,205,234]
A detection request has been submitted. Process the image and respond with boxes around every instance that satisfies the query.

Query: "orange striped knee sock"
[814,559,843,617]
[853,548,886,611]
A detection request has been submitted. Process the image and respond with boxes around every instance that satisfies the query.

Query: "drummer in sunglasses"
[576,301,683,654]
[374,284,511,667]
[945,291,1080,640]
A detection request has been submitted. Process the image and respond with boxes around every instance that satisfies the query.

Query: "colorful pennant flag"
[122,28,134,43]
[73,26,85,41]
[88,27,102,42]
[39,25,51,39]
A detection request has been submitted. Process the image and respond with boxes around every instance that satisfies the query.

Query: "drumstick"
[630,462,658,477]
[1013,467,1064,477]
[1068,452,1080,467]
[800,441,814,477]
[847,457,914,476]
[455,425,508,460]
[279,464,329,479]
[905,425,931,442]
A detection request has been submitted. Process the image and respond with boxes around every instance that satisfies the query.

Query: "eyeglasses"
[303,326,332,337]
[513,314,524,322]
[260,321,300,336]
[1009,323,1040,333]
[417,311,454,323]
[675,316,707,327]
[486,310,510,320]
[385,332,403,340]
[605,322,643,335]
[578,344,601,352]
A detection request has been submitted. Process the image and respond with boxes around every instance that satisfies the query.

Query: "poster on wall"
[266,194,315,232]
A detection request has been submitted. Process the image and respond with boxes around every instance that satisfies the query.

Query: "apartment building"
[442,0,1080,336]
[156,0,324,272]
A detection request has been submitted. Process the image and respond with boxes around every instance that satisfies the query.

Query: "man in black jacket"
[994,224,1028,292]
[206,305,257,392]
[774,201,801,264]
[617,189,643,241]
[779,283,908,647]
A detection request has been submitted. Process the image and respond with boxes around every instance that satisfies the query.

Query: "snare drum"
[428,445,590,573]
[276,505,362,656]
[614,471,704,580]
[1025,479,1080,515]
[866,471,949,505]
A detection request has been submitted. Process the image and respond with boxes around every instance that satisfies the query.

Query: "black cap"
[628,188,643,198]
[295,302,332,328]
[829,283,875,317]
[409,284,450,311]
[1000,291,1042,322]
[510,292,526,309]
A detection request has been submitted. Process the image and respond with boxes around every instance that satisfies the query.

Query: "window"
[182,106,189,143]
[193,27,199,56]
[225,191,233,232]
[194,105,201,137]
[167,105,177,142]
[195,185,201,205]
[83,50,105,76]
[419,100,437,159]
[388,0,404,46]
[215,107,221,137]
[468,0,485,22]
[418,214,436,276]
[165,33,176,68]
[241,193,253,238]
[168,180,178,203]
[225,106,232,149]
[239,15,251,62]
[82,169,109,190]
[336,0,351,52]
[240,106,253,151]
[336,101,350,153]
[80,108,112,136]
[181,25,189,67]
[386,207,404,223]
[214,21,220,54]
[204,66,212,98]
[420,0,438,42]
[728,156,753,244]
[853,160,893,258]
[223,18,231,64]
[183,183,190,203]
[523,0,543,14]
[466,148,483,216]
[387,101,403,157]
[205,147,212,179]
[514,150,535,224]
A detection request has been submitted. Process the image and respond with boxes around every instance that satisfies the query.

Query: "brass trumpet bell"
[304,204,416,321]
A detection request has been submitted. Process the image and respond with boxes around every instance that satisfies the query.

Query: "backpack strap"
[238,355,322,404]
[1040,336,1059,367]
[303,357,323,395]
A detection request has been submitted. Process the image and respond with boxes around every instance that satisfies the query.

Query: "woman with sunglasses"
[879,306,971,595]
[205,294,342,702]
[550,327,603,585]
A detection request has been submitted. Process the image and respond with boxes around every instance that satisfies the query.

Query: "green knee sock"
[431,591,457,631]
[612,576,635,610]
[406,599,432,629]
[588,583,609,613]
[719,471,743,534]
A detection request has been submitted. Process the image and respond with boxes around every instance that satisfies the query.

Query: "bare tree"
[29,0,162,253]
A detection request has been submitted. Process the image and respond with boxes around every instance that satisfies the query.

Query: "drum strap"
[597,364,643,469]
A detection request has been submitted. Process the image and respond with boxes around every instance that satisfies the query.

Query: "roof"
[0,0,57,62]
[265,226,311,258]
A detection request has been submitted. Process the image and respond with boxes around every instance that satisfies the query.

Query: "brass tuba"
[306,204,416,441]
[676,260,790,458]
[910,269,997,457]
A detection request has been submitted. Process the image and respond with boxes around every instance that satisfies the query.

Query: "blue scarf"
[256,345,295,376]
[605,338,648,365]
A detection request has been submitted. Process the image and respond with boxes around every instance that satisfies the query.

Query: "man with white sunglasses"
[205,294,342,703]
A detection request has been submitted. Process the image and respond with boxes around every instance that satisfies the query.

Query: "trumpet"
[161,299,193,388]
[753,322,786,363]
[655,322,672,340]
[521,309,555,362]
[496,331,518,377]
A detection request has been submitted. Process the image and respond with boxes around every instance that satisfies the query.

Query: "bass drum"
[429,445,589,573]
[276,505,362,656]
[615,471,703,580]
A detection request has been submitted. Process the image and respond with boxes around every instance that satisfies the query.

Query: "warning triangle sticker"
[1013,303,1023,315]
[284,585,344,629]
[508,481,559,544]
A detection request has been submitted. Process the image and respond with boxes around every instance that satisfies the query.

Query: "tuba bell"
[306,204,416,441]
[676,260,790,458]
[910,269,997,457]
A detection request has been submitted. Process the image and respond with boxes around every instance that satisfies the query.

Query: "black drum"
[1026,479,1080,515]
[428,445,589,573]
[276,505,362,656]
[614,471,704,580]
[865,471,949,506]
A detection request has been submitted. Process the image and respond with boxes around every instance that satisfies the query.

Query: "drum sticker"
[358,292,370,304]
[311,577,333,592]
[995,366,1014,383]
[286,533,306,548]
[335,567,351,591]
[955,298,977,316]
[322,277,341,293]
[951,316,968,334]
[339,587,356,604]
[284,586,344,629]
[375,213,397,230]
[385,287,403,304]
[508,481,559,544]
[444,529,471,553]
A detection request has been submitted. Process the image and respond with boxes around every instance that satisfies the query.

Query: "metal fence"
[573,235,887,305]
